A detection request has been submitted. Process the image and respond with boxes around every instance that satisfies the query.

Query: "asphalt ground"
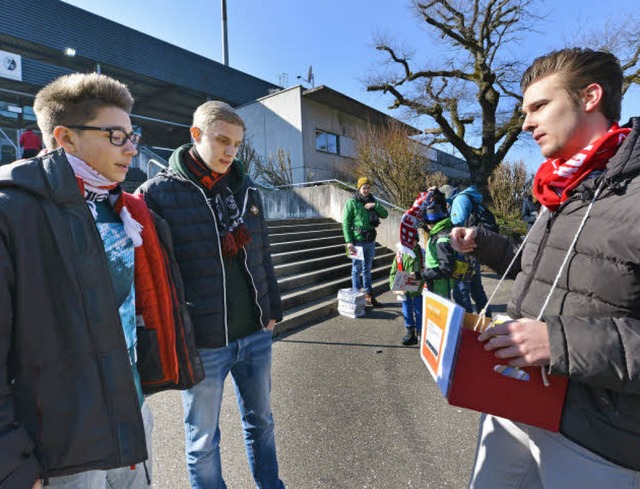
[148,273,512,488]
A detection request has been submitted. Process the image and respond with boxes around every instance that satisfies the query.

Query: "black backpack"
[463,195,499,233]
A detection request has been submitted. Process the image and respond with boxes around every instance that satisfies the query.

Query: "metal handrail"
[0,128,18,152]
[273,179,405,212]
[147,158,168,178]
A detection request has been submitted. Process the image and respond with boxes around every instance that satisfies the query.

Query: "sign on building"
[0,50,22,82]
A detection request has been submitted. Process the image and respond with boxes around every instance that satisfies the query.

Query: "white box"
[337,288,366,305]
[338,300,366,317]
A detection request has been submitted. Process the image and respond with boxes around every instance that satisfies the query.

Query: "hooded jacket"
[0,150,146,486]
[0,149,203,487]
[450,185,483,227]
[474,118,640,470]
[342,192,389,243]
[136,144,283,348]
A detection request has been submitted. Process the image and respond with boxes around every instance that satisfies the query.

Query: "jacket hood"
[0,148,82,206]
[457,185,483,204]
[604,117,640,181]
[430,217,452,235]
[169,143,246,192]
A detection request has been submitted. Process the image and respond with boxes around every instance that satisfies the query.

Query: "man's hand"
[478,318,551,367]
[32,480,43,489]
[265,319,276,331]
[450,227,477,253]
[364,203,376,210]
[347,243,356,255]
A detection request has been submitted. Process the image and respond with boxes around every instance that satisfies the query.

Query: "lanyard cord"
[474,179,605,386]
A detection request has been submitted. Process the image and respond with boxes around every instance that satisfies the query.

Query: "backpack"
[462,195,499,233]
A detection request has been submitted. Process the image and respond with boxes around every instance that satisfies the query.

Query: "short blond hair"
[34,73,134,149]
[192,101,246,132]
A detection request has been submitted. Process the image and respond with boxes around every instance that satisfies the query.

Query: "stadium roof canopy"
[1,0,280,130]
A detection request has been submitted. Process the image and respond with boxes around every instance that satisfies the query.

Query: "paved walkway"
[148,273,513,488]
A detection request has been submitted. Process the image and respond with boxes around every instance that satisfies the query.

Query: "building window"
[315,130,339,154]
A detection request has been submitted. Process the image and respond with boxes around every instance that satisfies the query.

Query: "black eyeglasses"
[66,125,141,148]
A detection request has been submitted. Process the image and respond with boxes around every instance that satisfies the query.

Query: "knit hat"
[425,201,447,223]
[357,177,373,189]
[424,189,448,223]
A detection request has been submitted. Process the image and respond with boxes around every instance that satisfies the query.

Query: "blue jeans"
[182,330,285,489]
[351,241,376,293]
[401,295,422,332]
[453,261,492,317]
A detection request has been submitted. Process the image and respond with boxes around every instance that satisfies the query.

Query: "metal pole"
[221,0,229,66]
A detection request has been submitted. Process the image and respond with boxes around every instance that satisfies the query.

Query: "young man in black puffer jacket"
[137,101,285,489]
[452,48,640,487]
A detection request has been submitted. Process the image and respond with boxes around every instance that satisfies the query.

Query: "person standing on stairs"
[136,101,285,489]
[343,177,389,307]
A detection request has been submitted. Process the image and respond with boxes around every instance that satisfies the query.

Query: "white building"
[237,84,470,185]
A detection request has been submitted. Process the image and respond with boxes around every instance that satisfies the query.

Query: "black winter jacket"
[137,156,283,349]
[0,150,147,486]
[475,118,640,470]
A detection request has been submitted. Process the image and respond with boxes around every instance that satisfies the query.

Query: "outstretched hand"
[450,227,477,253]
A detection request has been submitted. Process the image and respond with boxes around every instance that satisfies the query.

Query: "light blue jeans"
[182,329,285,489]
[46,402,153,488]
[351,241,376,293]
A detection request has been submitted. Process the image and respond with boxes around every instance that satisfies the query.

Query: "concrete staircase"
[270,217,394,333]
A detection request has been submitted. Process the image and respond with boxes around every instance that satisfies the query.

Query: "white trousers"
[469,414,640,489]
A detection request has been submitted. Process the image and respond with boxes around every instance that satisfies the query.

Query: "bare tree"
[367,0,538,192]
[487,159,531,217]
[237,138,262,177]
[351,120,448,208]
[570,17,640,96]
[251,148,294,187]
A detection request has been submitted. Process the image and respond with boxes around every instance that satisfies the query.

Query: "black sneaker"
[401,329,418,346]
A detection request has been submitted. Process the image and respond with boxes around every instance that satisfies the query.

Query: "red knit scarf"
[183,148,251,257]
[533,123,630,211]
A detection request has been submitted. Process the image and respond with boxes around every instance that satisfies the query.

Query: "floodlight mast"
[221,0,229,66]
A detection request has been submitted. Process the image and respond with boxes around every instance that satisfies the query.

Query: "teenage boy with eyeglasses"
[0,72,203,489]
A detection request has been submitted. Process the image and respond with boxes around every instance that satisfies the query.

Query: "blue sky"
[62,0,640,171]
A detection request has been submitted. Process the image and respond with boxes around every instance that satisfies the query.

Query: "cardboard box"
[420,291,568,432]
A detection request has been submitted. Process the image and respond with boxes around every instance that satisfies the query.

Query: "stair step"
[275,277,390,334]
[270,235,345,253]
[267,217,335,226]
[268,222,343,233]
[270,243,348,265]
[269,228,342,244]
[276,252,394,293]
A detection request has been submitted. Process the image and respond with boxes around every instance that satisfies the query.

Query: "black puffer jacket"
[0,150,146,486]
[137,150,282,348]
[475,118,640,470]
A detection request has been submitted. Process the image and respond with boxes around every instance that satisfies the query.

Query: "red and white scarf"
[533,123,630,212]
[67,153,143,247]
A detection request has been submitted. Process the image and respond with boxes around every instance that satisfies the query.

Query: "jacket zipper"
[240,187,266,328]
[177,176,230,346]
